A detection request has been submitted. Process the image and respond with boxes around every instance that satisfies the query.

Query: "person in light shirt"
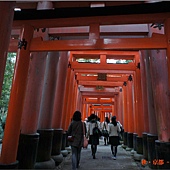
[108,116,121,160]
[101,117,110,145]
[87,114,101,159]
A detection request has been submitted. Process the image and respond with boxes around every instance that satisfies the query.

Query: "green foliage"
[0,52,16,139]
[0,108,7,139]
[0,53,16,110]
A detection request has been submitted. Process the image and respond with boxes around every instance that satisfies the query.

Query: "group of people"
[67,110,123,170]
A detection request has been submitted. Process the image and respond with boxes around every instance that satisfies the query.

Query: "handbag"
[102,122,109,137]
[67,135,74,142]
[93,122,102,137]
[82,122,88,148]
[102,129,109,137]
[67,124,79,142]
[83,135,88,148]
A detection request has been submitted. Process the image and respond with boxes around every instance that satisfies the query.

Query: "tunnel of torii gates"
[0,3,170,169]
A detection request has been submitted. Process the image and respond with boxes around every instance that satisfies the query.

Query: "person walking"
[108,116,121,160]
[67,111,85,170]
[101,117,110,145]
[87,113,101,159]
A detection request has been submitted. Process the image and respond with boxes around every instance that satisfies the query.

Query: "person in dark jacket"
[67,111,85,170]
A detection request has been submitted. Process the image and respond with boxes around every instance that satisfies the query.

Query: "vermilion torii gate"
[0,2,170,169]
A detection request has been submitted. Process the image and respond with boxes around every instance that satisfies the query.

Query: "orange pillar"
[112,104,114,116]
[88,104,91,116]
[61,63,71,130]
[82,103,86,121]
[76,86,82,111]
[21,22,50,134]
[38,52,59,129]
[133,72,138,134]
[114,94,118,118]
[85,103,88,117]
[163,18,170,141]
[52,52,69,129]
[150,49,169,141]
[117,89,123,125]
[0,25,34,164]
[140,51,150,133]
[21,52,47,134]
[122,83,128,132]
[135,53,144,137]
[64,70,75,130]
[72,73,78,114]
[127,78,134,133]
[0,2,15,97]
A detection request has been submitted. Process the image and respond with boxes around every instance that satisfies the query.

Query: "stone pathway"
[60,139,151,170]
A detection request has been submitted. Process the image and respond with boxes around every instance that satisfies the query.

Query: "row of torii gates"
[0,2,170,169]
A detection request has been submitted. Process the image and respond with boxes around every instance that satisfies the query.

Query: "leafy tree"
[0,52,16,139]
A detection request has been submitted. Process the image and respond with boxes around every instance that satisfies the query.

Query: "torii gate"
[0,3,170,168]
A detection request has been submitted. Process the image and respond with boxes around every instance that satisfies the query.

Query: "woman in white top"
[108,116,121,160]
[87,114,101,159]
[101,117,110,145]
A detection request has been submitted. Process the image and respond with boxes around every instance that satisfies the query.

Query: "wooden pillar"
[148,21,170,141]
[82,103,86,121]
[52,52,69,129]
[64,70,75,130]
[140,51,149,133]
[85,103,88,119]
[150,49,169,141]
[112,104,114,116]
[141,50,157,134]
[61,63,71,130]
[133,71,138,134]
[153,18,170,169]
[135,53,144,137]
[114,94,118,117]
[127,79,134,133]
[117,89,123,126]
[163,18,170,142]
[79,91,83,113]
[72,77,78,112]
[76,86,81,111]
[88,104,92,116]
[21,23,50,134]
[0,2,15,97]
[38,52,59,129]
[122,84,128,132]
[0,25,34,164]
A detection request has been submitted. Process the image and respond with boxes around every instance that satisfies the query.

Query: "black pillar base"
[51,128,63,156]
[142,132,148,160]
[133,133,138,151]
[51,128,63,166]
[65,130,69,147]
[34,158,55,169]
[155,140,170,169]
[127,132,133,148]
[0,161,18,169]
[136,136,143,154]
[35,129,55,169]
[123,132,128,146]
[17,133,39,169]
[147,134,158,169]
[51,154,63,166]
[61,131,67,150]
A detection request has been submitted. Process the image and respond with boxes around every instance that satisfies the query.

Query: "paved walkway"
[59,138,151,170]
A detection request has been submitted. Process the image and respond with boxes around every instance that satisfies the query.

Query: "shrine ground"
[57,138,152,170]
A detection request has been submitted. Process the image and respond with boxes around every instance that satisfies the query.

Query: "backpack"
[93,122,102,136]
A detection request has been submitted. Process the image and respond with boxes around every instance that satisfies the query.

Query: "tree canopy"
[0,53,16,138]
